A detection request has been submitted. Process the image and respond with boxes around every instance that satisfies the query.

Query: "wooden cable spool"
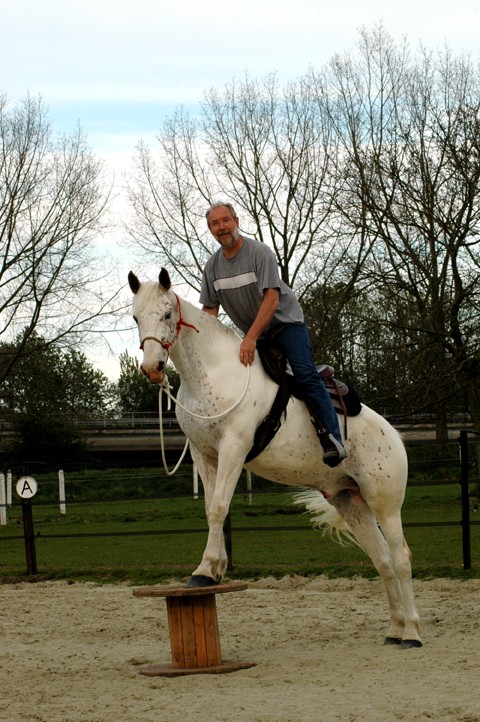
[132,582,255,676]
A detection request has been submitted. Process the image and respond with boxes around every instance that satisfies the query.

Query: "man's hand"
[240,336,256,366]
[238,287,279,366]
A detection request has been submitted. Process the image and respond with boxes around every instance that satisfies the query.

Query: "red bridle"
[139,292,199,352]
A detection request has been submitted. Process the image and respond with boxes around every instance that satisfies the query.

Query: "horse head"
[128,268,178,384]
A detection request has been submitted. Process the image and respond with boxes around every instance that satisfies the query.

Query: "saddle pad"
[245,343,362,462]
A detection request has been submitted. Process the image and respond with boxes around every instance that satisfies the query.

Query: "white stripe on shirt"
[213,272,257,292]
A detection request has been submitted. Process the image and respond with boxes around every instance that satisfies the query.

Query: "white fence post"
[6,469,12,507]
[0,473,6,525]
[193,464,199,500]
[246,470,253,505]
[59,469,66,514]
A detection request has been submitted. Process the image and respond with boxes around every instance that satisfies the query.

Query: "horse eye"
[133,316,138,325]
[165,312,171,320]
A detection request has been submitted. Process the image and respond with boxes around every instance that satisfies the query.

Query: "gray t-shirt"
[200,236,304,334]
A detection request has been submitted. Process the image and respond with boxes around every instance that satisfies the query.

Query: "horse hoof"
[187,575,221,588]
[400,639,423,649]
[384,636,402,646]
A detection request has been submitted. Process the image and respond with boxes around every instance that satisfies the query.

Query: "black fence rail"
[1,434,479,575]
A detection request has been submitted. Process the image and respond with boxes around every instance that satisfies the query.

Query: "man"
[200,201,347,467]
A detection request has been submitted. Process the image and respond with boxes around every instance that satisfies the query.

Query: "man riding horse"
[200,201,347,467]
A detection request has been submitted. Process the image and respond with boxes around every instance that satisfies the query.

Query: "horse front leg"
[189,443,246,587]
[189,442,217,520]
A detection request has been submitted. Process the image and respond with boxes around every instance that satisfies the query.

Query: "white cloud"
[4,0,479,108]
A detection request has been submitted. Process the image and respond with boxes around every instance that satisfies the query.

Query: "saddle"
[245,339,362,463]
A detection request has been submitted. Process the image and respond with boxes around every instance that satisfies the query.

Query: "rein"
[162,364,251,419]
[158,381,190,476]
[157,367,251,476]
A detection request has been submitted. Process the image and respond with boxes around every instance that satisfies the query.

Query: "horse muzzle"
[141,362,166,384]
[139,335,171,383]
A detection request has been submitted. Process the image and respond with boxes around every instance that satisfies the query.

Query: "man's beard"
[216,226,239,248]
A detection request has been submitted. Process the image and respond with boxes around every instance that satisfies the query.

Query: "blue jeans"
[269,323,343,446]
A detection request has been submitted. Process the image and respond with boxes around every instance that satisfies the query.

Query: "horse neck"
[169,297,239,383]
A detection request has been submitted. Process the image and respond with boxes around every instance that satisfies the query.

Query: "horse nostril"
[140,365,148,378]
[158,361,165,372]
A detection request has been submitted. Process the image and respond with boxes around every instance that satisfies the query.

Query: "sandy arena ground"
[0,576,479,722]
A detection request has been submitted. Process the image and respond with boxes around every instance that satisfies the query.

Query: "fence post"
[193,465,199,500]
[458,430,472,570]
[0,473,6,525]
[59,469,66,515]
[6,470,12,507]
[21,499,38,575]
[246,470,253,506]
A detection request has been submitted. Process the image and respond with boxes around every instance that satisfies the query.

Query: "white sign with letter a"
[16,476,38,499]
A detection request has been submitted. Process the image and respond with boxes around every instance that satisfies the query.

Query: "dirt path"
[1,576,478,722]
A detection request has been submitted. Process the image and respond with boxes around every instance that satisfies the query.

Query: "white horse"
[129,269,422,648]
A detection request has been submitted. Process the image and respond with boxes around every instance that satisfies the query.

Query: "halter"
[139,292,199,352]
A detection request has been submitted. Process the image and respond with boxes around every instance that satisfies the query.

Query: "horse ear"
[128,271,141,294]
[159,268,171,291]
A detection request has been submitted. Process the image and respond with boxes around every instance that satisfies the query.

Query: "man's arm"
[202,305,219,316]
[240,288,279,366]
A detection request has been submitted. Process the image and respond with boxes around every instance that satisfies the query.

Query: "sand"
[0,576,479,722]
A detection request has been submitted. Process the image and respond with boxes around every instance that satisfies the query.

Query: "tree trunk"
[435,414,449,443]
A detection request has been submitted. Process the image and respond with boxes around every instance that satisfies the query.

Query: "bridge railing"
[0,407,473,433]
[0,411,180,431]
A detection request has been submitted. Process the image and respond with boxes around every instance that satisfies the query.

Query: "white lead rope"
[158,389,190,476]
[157,365,251,476]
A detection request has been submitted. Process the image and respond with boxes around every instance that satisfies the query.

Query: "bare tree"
[0,94,119,384]
[127,73,364,298]
[127,26,480,439]
[317,26,480,437]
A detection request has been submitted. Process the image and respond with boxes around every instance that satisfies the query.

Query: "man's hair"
[205,201,237,226]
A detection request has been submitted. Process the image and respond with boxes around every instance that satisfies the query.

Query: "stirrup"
[322,434,347,468]
[310,416,347,468]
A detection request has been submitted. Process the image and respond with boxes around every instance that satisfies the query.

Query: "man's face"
[207,206,239,249]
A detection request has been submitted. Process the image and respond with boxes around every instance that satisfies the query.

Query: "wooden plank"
[192,597,209,668]
[133,582,248,598]
[139,660,256,677]
[166,597,186,668]
[203,595,221,666]
[179,598,198,668]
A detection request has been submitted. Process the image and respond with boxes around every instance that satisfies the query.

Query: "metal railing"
[0,411,180,431]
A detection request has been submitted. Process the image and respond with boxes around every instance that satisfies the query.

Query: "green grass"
[1,480,478,584]
[2,443,479,583]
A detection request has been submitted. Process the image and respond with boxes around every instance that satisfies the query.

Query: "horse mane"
[195,306,242,342]
[134,280,242,344]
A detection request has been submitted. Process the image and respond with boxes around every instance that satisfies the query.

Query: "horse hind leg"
[329,490,422,647]
[376,514,422,648]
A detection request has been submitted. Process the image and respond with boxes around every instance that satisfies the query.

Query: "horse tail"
[292,490,361,548]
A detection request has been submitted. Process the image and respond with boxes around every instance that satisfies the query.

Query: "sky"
[2,0,479,380]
